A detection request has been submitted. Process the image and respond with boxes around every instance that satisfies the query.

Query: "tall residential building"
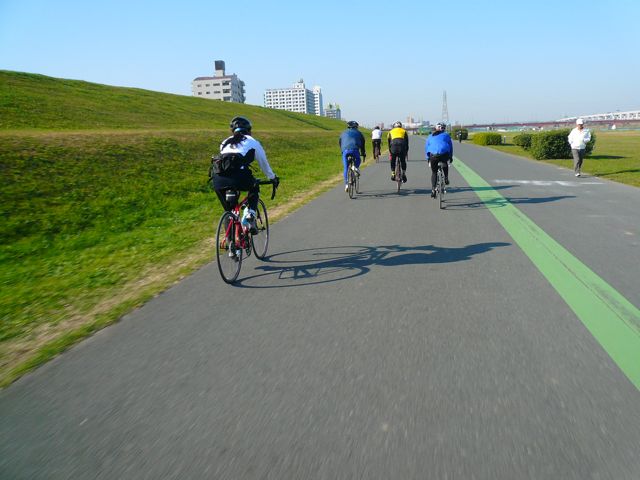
[313,86,323,117]
[324,103,341,120]
[192,60,245,103]
[264,79,323,115]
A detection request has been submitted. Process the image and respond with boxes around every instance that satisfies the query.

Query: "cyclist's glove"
[272,175,280,189]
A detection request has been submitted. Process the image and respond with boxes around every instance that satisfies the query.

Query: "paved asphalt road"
[1,136,639,479]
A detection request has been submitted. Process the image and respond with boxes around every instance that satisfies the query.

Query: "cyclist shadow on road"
[451,185,517,193]
[444,194,575,210]
[355,188,426,198]
[356,185,517,200]
[235,242,510,288]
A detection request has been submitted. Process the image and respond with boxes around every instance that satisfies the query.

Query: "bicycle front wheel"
[215,212,242,283]
[251,199,270,260]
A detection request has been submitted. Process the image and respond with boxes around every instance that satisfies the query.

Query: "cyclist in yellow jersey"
[387,121,409,182]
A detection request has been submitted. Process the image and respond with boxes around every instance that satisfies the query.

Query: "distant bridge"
[464,117,640,131]
[557,110,640,122]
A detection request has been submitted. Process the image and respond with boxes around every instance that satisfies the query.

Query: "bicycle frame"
[215,178,276,284]
[222,180,276,252]
[346,154,359,199]
[436,161,447,209]
[223,194,252,252]
[373,141,381,162]
[392,154,403,192]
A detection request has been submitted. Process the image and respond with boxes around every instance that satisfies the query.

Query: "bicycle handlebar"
[255,178,278,200]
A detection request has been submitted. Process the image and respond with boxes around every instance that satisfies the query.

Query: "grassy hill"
[0,70,343,131]
[0,70,352,386]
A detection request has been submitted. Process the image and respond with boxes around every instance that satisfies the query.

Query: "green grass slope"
[0,70,354,386]
[0,70,343,131]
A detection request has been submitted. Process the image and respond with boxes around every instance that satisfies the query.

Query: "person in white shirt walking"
[568,118,591,177]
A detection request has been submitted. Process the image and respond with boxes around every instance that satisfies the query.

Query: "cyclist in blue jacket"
[339,121,366,192]
[425,122,453,198]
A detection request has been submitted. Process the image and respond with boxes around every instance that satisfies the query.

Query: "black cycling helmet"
[374,125,380,129]
[393,121,402,128]
[436,122,446,131]
[347,120,359,129]
[230,116,252,133]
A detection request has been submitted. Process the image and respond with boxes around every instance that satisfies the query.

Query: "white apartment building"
[264,80,323,116]
[313,86,323,117]
[192,60,245,103]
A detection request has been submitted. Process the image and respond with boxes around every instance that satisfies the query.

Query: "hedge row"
[472,132,503,145]
[528,129,596,160]
[451,126,469,140]
[513,133,532,150]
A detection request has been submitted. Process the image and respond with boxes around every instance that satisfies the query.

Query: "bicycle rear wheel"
[215,212,242,283]
[355,167,360,194]
[348,167,355,199]
[251,199,269,260]
[395,160,402,192]
[438,171,445,209]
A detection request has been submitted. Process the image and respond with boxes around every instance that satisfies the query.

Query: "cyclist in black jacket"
[212,116,279,231]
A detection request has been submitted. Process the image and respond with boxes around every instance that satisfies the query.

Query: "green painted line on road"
[453,156,640,390]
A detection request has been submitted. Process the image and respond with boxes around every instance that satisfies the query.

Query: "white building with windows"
[264,80,323,116]
[192,60,245,103]
[312,86,323,117]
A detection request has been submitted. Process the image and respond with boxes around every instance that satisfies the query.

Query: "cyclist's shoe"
[391,171,396,181]
[402,173,407,183]
[351,165,360,177]
[344,184,349,192]
[445,178,450,185]
[430,190,436,198]
[248,217,258,235]
[241,209,258,234]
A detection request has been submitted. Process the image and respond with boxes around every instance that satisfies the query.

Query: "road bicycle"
[215,179,277,283]
[373,141,381,162]
[435,160,448,209]
[392,154,403,193]
[346,153,360,199]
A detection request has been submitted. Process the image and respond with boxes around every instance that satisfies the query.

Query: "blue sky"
[1,0,638,126]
